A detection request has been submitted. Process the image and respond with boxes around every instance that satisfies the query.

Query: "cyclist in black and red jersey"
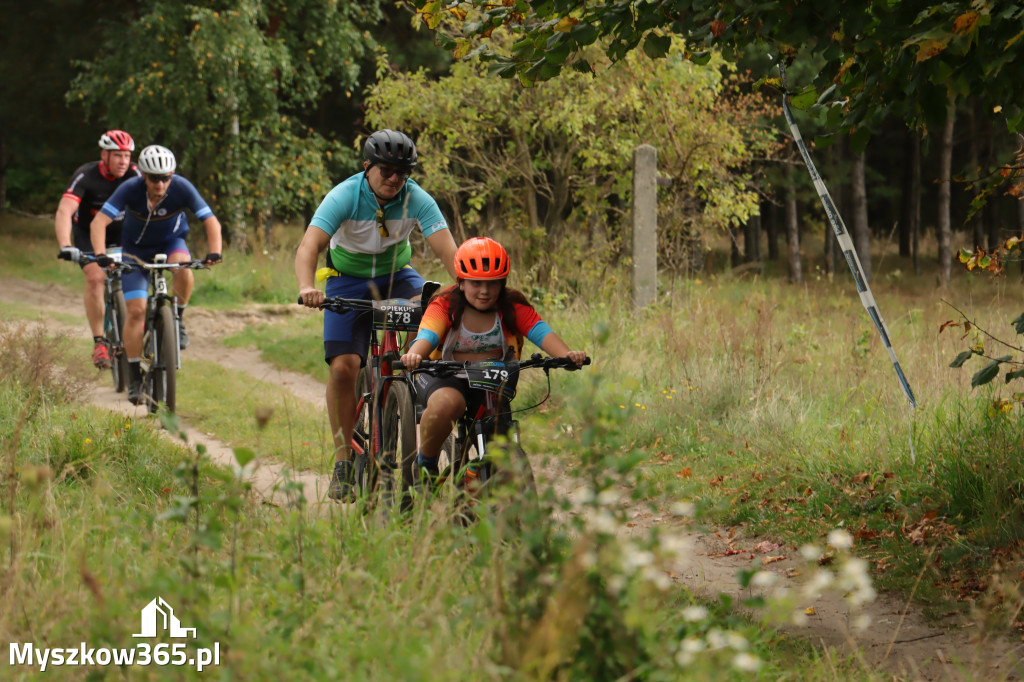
[55,130,140,369]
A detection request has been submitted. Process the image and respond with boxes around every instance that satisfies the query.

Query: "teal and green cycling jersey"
[309,172,449,279]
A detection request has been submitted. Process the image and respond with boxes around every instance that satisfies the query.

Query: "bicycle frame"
[312,280,440,501]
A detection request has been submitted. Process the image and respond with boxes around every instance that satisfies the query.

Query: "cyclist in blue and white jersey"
[90,145,223,405]
[296,129,459,501]
[55,129,140,369]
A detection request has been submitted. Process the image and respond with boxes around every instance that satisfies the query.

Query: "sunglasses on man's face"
[145,174,172,184]
[375,208,389,239]
[377,165,410,181]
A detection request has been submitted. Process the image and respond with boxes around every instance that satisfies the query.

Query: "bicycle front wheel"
[380,381,416,513]
[107,287,129,393]
[150,304,178,413]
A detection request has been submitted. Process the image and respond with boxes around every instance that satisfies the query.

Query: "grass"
[2,322,876,681]
[176,357,333,471]
[5,210,1024,675]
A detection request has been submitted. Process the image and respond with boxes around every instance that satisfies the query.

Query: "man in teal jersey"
[296,129,458,501]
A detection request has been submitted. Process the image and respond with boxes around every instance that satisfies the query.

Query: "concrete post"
[632,144,657,308]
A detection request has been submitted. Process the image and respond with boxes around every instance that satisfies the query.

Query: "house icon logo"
[133,597,197,638]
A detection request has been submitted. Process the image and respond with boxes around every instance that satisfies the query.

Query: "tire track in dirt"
[2,277,1020,679]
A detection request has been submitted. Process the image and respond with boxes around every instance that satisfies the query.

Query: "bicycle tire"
[353,366,373,496]
[107,286,129,393]
[379,381,416,513]
[150,304,178,413]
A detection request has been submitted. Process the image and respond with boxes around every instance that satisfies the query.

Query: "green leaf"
[234,447,256,467]
[789,88,818,111]
[949,350,974,368]
[642,34,672,60]
[688,50,712,66]
[1005,367,1024,383]
[1011,312,1024,334]
[972,356,1012,387]
[570,22,598,47]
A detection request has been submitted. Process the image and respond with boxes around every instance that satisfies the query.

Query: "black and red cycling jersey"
[61,160,141,251]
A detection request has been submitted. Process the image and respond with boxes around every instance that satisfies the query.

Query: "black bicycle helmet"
[363,129,418,169]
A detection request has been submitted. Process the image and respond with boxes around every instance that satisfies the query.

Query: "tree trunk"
[765,197,779,261]
[786,170,801,284]
[910,132,922,276]
[967,101,985,249]
[899,129,919,258]
[0,133,6,213]
[745,211,762,271]
[985,115,1002,250]
[937,94,957,287]
[851,149,871,282]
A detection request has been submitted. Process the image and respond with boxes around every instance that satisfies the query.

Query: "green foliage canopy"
[413,1,1024,137]
[365,39,776,269]
[68,0,382,244]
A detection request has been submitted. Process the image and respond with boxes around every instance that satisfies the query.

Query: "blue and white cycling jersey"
[99,175,215,250]
[310,172,449,279]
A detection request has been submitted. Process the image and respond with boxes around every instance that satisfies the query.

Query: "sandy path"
[2,275,1021,680]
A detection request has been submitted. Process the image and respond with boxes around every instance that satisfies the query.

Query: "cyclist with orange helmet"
[55,129,140,369]
[400,237,587,480]
[296,129,459,501]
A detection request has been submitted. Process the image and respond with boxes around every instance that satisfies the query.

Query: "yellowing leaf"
[952,11,979,35]
[453,38,472,60]
[554,16,579,32]
[913,38,949,63]
[447,6,468,21]
[804,607,816,615]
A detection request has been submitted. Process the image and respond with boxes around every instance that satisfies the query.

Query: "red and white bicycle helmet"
[138,145,177,174]
[98,129,135,152]
[454,237,510,280]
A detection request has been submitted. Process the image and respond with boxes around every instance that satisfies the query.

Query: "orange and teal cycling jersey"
[414,289,554,361]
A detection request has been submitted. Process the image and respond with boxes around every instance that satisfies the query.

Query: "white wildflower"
[799,543,822,561]
[828,529,854,550]
[660,532,693,557]
[682,605,708,622]
[706,628,729,650]
[732,652,762,672]
[590,509,618,535]
[597,488,623,506]
[802,569,834,599]
[670,500,696,517]
[852,613,872,631]
[750,570,777,587]
[726,631,749,651]
[642,565,671,591]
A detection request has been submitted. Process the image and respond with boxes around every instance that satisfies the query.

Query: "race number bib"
[465,360,518,399]
[372,298,422,331]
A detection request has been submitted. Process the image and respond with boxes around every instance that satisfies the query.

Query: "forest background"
[3,0,1024,289]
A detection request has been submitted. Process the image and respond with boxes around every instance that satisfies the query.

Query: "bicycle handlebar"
[132,259,208,271]
[296,295,376,312]
[57,250,136,272]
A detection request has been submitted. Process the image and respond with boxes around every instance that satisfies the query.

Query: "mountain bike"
[392,354,591,522]
[133,255,207,414]
[57,248,133,392]
[304,281,442,507]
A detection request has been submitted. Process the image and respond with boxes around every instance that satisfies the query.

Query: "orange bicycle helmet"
[455,237,509,280]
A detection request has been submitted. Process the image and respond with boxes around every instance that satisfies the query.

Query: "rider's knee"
[328,355,360,384]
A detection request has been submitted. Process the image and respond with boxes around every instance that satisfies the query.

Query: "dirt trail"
[3,276,1021,680]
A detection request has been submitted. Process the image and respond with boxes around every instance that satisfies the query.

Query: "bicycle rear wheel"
[149,305,178,413]
[379,381,416,513]
[107,287,129,393]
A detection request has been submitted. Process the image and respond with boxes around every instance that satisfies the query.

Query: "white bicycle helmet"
[138,145,177,174]
[98,129,135,151]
